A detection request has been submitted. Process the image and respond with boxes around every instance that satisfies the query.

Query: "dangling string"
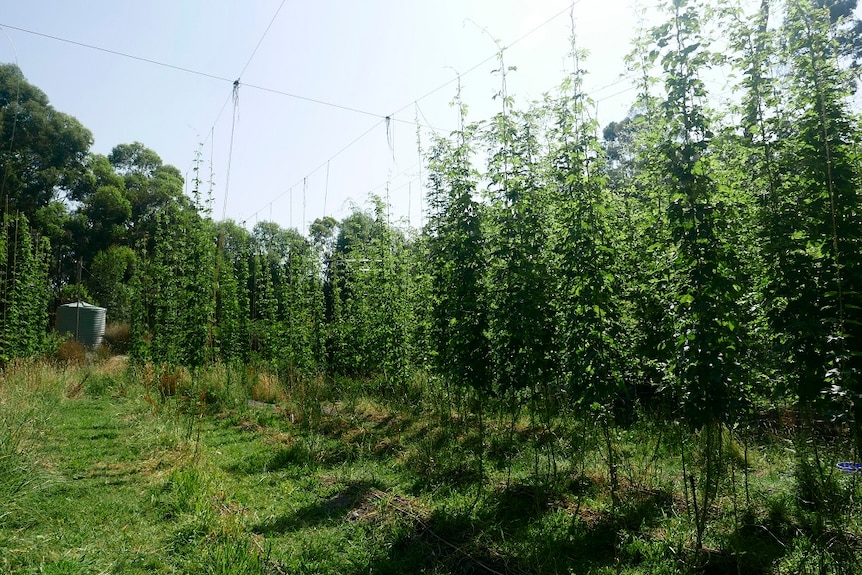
[324,161,331,218]
[385,115,396,164]
[208,126,216,213]
[222,80,241,220]
[414,102,424,229]
[302,177,307,236]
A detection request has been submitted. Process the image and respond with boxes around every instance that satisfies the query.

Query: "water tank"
[56,301,107,348]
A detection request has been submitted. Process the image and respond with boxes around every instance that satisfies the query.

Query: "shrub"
[159,365,190,398]
[251,372,281,404]
[102,323,131,355]
[56,339,87,364]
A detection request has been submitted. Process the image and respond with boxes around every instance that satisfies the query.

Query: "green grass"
[0,360,860,574]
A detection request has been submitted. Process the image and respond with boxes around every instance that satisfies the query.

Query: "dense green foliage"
[2,0,862,570]
[1,354,860,574]
[0,213,50,364]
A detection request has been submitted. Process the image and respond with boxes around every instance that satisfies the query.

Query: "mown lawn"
[1,360,859,574]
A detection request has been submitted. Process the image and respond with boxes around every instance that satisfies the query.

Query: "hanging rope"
[222,79,241,220]
[385,115,396,163]
[302,177,307,236]
[208,126,215,210]
[324,161,331,218]
[414,102,425,229]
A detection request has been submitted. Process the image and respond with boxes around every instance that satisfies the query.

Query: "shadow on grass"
[715,517,789,575]
[252,479,383,535]
[366,484,676,575]
[224,444,315,475]
[717,509,861,575]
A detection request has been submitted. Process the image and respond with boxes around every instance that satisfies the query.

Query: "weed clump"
[102,322,131,355]
[56,339,87,364]
[251,372,281,404]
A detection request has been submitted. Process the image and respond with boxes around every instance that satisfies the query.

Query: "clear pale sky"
[1,1,651,232]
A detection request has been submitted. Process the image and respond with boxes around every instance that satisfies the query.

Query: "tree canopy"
[0,64,92,216]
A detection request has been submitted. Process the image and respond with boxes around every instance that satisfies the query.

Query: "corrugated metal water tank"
[56,301,107,348]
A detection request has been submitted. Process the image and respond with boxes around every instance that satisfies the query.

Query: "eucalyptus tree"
[68,155,130,266]
[67,145,188,313]
[0,65,91,302]
[0,65,92,219]
[87,245,136,322]
[107,142,188,223]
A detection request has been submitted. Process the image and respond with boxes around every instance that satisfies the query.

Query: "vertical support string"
[222,80,241,220]
[324,161,331,218]
[302,177,307,236]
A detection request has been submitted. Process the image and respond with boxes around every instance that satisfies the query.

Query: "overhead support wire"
[242,81,405,123]
[4,0,584,229]
[219,0,284,220]
[241,118,384,225]
[0,22,233,83]
[242,1,581,228]
[239,0,287,79]
[388,0,580,120]
[0,21,416,127]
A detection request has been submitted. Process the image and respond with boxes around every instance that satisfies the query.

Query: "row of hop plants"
[418,0,862,568]
[114,0,861,449]
[6,3,860,441]
[0,211,51,366]
[20,0,853,568]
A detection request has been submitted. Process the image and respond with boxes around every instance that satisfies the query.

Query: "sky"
[1,0,655,233]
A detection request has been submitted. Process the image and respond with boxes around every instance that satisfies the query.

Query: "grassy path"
[1,372,443,574]
[3,390,183,573]
[1,364,860,574]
